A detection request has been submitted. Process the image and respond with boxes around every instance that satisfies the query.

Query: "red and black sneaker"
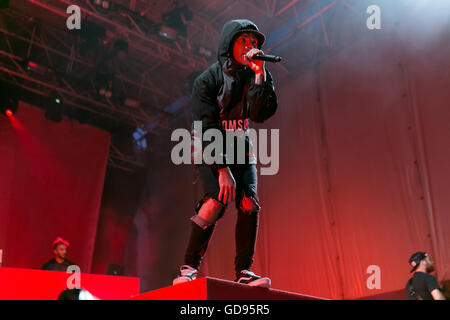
[235,269,271,288]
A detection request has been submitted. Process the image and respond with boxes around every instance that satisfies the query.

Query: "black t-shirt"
[405,271,441,300]
[41,258,75,272]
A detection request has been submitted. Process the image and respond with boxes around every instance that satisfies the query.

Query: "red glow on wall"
[6,111,23,131]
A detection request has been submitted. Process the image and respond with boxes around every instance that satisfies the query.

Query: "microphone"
[246,53,282,63]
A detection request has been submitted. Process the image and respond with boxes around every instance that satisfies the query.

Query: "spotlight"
[102,1,110,10]
[91,0,112,10]
[197,46,213,59]
[99,88,112,99]
[98,80,113,99]
[0,92,19,117]
[158,25,178,41]
[124,98,140,108]
[133,127,147,151]
[25,60,50,76]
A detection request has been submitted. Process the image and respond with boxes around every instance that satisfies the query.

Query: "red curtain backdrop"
[90,167,144,275]
[197,7,450,299]
[101,2,450,299]
[0,102,110,273]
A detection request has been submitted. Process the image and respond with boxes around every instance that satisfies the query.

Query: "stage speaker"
[107,263,124,276]
[0,0,9,9]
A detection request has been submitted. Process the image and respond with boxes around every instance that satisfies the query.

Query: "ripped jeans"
[184,163,261,273]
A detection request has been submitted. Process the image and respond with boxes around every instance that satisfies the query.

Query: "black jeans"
[184,163,260,273]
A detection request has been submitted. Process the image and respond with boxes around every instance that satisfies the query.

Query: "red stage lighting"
[0,83,20,116]
[25,60,50,76]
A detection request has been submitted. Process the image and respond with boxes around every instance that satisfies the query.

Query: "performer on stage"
[173,19,278,287]
[405,252,446,300]
[41,237,76,272]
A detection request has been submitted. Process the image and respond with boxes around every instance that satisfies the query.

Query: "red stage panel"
[132,278,208,300]
[357,289,407,300]
[131,277,326,300]
[0,267,139,300]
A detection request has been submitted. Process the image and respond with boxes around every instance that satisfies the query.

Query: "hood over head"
[218,19,266,75]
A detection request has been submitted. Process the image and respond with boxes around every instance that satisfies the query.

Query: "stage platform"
[131,277,326,300]
[0,267,140,300]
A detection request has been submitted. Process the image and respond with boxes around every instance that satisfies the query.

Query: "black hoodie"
[191,19,278,169]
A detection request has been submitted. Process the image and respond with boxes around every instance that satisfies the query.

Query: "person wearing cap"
[41,237,76,272]
[405,252,446,300]
[173,19,278,287]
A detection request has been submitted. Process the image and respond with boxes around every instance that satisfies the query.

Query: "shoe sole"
[239,277,271,288]
[173,276,194,286]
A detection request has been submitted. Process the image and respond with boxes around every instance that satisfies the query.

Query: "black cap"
[409,252,428,273]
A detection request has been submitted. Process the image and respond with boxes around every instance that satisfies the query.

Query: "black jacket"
[41,258,75,272]
[191,19,278,169]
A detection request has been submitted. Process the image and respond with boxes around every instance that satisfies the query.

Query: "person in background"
[405,251,446,300]
[41,237,76,272]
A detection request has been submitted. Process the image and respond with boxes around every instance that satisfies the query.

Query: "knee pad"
[191,198,226,229]
[239,194,261,214]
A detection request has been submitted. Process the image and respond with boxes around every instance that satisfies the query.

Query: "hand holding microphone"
[244,49,265,84]
[244,48,282,84]
[245,50,282,63]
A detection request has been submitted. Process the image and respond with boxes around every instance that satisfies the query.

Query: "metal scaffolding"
[0,0,217,172]
[0,0,365,172]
